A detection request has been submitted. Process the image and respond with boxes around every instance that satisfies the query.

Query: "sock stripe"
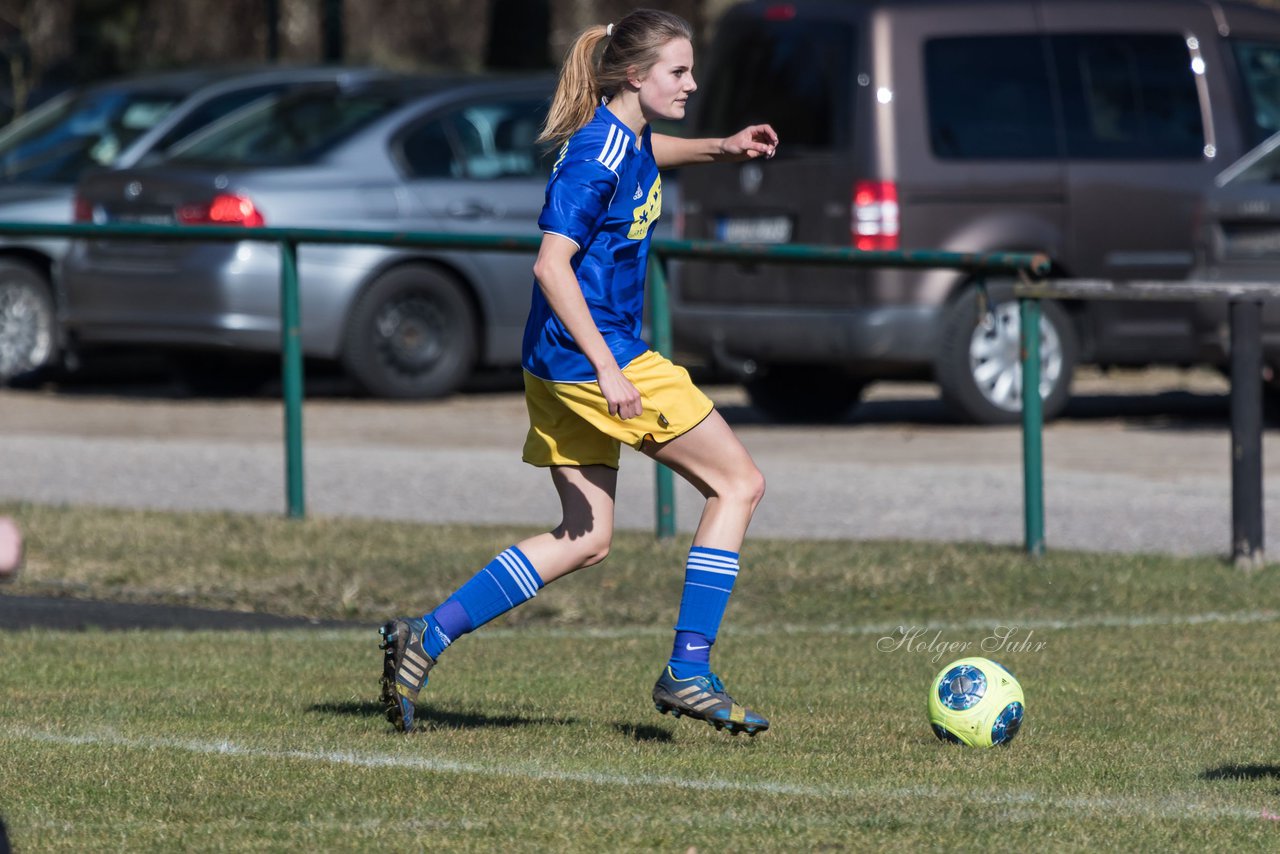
[688,554,739,569]
[688,546,739,559]
[497,549,537,600]
[506,549,542,597]
[497,552,531,599]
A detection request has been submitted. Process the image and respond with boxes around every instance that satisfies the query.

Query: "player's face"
[637,38,697,122]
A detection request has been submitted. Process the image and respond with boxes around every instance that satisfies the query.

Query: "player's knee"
[581,543,610,567]
[569,529,612,568]
[732,464,766,510]
[577,537,611,568]
[747,468,762,507]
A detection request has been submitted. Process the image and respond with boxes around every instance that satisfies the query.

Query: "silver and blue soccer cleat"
[652,666,770,736]
[379,617,436,733]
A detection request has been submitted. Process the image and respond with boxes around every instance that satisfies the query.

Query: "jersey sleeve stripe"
[597,126,619,167]
[597,126,629,174]
[604,132,628,172]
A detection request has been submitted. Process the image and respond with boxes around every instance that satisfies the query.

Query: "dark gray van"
[674,0,1280,422]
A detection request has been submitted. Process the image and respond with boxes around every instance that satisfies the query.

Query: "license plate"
[1225,227,1280,257]
[716,215,792,244]
[113,213,174,225]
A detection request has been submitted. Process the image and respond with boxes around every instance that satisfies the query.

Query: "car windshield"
[0,88,182,184]
[166,86,406,166]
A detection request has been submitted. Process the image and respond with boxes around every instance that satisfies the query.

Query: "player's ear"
[625,65,645,89]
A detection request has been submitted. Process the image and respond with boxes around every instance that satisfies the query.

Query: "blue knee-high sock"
[420,546,544,660]
[668,546,739,679]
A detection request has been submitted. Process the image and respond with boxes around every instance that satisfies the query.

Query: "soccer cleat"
[652,666,770,736]
[378,617,436,733]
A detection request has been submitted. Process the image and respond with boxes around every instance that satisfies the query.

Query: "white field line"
[262,608,1280,644]
[2,727,1266,823]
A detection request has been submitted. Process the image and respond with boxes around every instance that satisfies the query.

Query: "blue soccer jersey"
[523,104,663,382]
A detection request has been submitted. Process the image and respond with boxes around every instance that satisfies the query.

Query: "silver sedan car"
[63,75,571,398]
[0,65,398,385]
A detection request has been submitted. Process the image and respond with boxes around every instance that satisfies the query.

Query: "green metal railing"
[0,220,1049,537]
[1015,278,1280,567]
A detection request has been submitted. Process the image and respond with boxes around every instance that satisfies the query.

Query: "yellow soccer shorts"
[522,350,715,469]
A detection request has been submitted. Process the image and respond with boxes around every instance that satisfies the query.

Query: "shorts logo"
[628,176,662,240]
[633,182,644,200]
[658,413,669,428]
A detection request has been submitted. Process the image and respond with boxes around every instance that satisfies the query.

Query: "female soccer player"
[380,8,779,736]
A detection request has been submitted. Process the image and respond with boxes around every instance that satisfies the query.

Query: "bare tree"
[486,0,550,70]
[0,0,740,121]
[0,0,73,117]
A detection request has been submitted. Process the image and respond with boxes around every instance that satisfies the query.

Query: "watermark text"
[875,625,1047,662]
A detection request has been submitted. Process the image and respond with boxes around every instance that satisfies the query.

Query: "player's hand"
[721,124,779,161]
[597,366,643,420]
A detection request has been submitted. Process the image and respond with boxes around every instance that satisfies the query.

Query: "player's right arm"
[532,233,642,420]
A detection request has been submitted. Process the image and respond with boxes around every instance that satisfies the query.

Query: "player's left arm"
[651,124,779,169]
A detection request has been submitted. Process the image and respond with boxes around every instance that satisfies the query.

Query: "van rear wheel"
[744,365,865,422]
[935,285,1076,425]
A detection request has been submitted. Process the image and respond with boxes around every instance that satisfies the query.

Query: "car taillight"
[852,180,899,251]
[73,195,93,223]
[176,193,265,227]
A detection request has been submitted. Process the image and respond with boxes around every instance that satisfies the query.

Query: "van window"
[1052,34,1203,159]
[696,16,855,149]
[925,37,1058,159]
[1231,41,1280,148]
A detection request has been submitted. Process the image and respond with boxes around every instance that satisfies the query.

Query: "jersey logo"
[633,183,643,200]
[628,176,662,240]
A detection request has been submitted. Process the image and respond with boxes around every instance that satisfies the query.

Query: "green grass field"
[4,502,1280,850]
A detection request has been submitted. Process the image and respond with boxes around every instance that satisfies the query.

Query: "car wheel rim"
[374,295,449,374]
[967,302,1063,413]
[0,282,51,377]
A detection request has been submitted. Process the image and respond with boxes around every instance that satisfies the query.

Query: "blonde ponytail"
[539,26,609,146]
[538,10,693,147]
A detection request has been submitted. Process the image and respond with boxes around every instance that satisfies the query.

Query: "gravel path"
[0,367,1272,560]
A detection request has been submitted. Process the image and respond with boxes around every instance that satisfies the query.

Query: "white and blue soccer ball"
[927,657,1025,748]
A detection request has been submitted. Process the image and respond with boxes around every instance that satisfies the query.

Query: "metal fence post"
[1229,298,1264,569]
[647,252,677,540]
[280,239,306,519]
[1020,297,1045,557]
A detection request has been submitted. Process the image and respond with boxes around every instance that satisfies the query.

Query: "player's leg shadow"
[308,701,577,729]
[1200,763,1280,782]
[612,722,674,742]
